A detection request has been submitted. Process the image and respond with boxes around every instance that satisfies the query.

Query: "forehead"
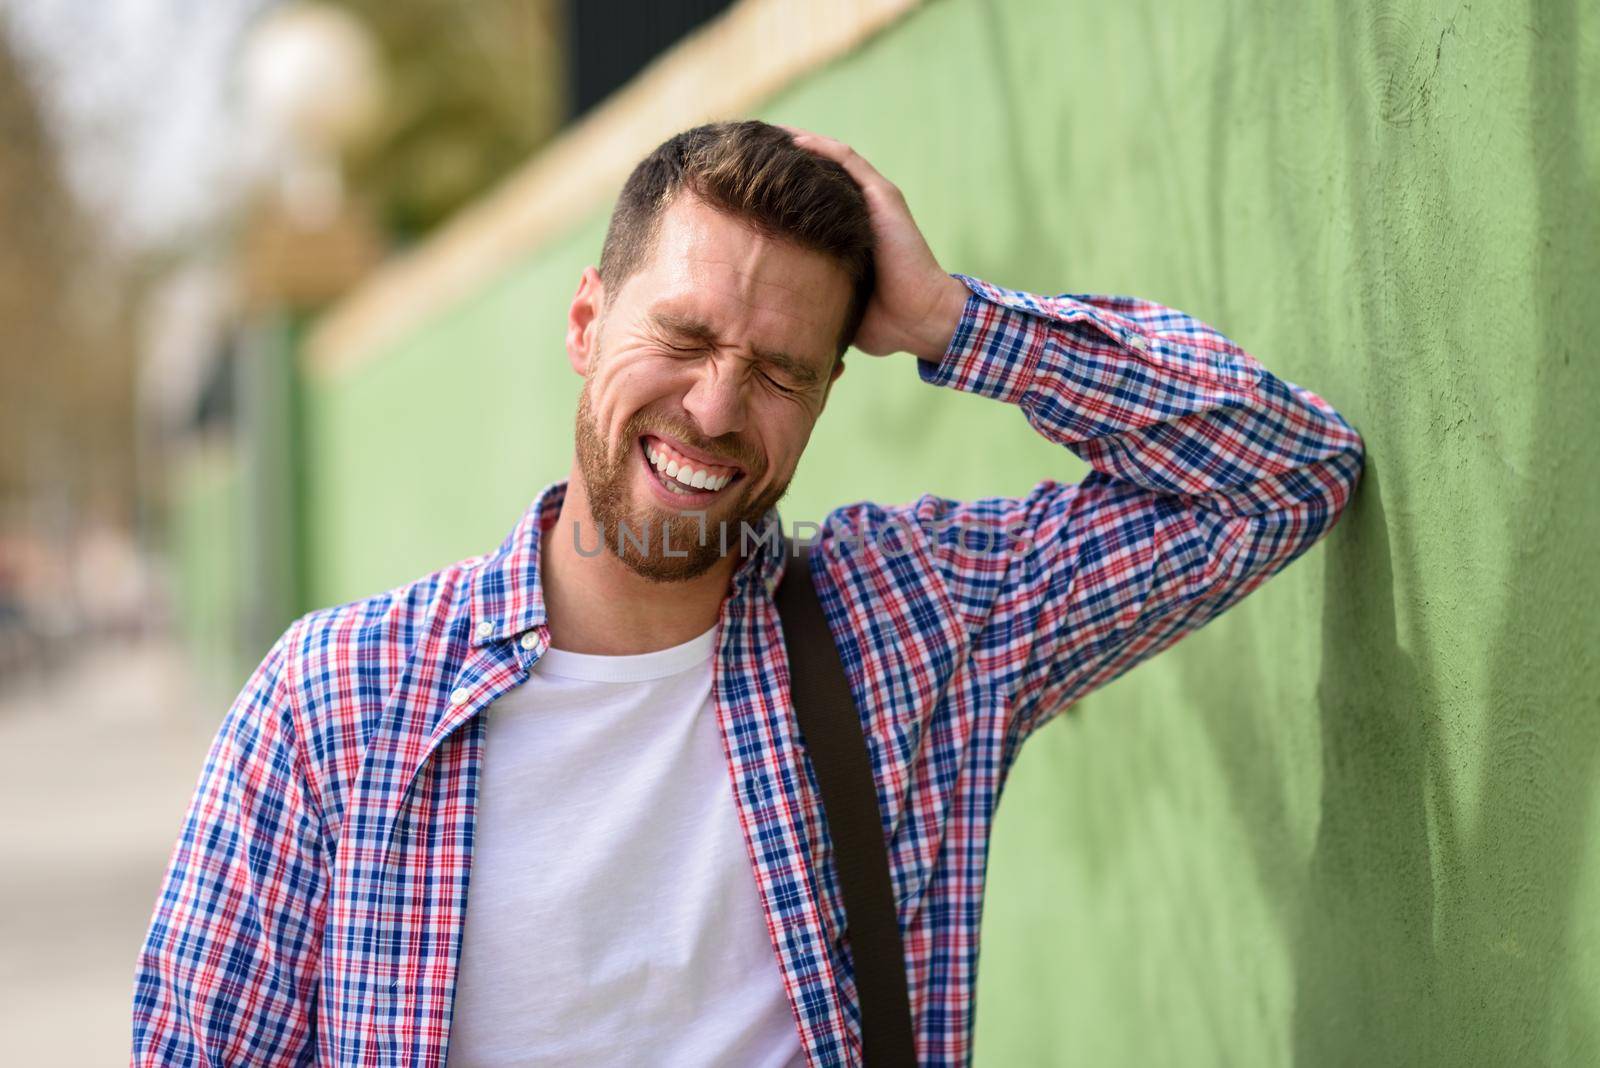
[618,194,852,368]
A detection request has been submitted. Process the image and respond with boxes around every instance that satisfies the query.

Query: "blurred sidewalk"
[0,634,217,1066]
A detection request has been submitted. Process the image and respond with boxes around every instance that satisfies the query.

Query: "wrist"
[910,274,972,362]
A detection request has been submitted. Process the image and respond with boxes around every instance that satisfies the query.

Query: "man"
[132,120,1364,1066]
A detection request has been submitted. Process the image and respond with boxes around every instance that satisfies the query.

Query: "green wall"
[168,442,250,704]
[300,0,1600,1062]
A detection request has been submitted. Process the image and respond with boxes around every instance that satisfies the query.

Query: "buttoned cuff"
[918,274,1059,405]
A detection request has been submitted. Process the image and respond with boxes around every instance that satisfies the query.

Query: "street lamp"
[238,1,383,228]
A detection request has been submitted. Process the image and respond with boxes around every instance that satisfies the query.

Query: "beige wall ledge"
[304,0,922,380]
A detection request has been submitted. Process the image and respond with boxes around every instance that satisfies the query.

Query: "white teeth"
[645,437,737,493]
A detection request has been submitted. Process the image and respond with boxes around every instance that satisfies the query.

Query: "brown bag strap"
[775,540,917,1066]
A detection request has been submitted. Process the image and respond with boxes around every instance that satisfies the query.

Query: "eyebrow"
[645,311,824,387]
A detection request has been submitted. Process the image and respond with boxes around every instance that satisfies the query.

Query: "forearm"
[919,274,1365,522]
[915,274,1363,607]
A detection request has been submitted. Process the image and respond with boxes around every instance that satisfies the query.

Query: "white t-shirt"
[444,622,806,1068]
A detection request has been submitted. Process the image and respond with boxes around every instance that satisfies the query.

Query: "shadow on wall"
[1199,0,1599,1062]
[1301,0,1599,1060]
[1299,459,1438,1064]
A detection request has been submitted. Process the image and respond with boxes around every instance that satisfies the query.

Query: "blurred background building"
[0,0,747,696]
[0,0,809,1058]
[1,0,1596,1065]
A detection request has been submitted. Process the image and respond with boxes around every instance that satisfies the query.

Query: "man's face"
[567,193,852,582]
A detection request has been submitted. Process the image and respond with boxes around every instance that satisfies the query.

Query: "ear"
[566,266,606,376]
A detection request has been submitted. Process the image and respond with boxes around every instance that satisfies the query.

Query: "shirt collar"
[467,478,792,648]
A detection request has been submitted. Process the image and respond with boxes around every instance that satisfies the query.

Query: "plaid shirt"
[132,274,1363,1066]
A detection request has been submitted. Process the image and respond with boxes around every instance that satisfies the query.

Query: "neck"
[540,463,741,655]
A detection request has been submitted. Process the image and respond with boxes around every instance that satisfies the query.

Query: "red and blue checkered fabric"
[132,275,1364,1066]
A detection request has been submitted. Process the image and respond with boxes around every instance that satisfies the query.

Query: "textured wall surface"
[299,0,1599,1062]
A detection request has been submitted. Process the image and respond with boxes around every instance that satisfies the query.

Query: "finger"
[782,129,898,201]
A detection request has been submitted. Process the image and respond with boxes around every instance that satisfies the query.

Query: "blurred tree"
[331,0,566,242]
[0,27,137,527]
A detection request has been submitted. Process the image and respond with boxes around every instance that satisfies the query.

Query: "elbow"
[1265,420,1367,564]
[1206,416,1365,592]
[1294,423,1365,552]
[1286,382,1366,535]
[1326,420,1367,525]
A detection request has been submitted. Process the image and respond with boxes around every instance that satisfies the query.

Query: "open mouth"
[637,434,745,503]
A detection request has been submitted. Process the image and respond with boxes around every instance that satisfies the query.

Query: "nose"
[680,351,749,440]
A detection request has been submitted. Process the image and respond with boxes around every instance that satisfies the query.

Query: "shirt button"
[519,631,538,650]
[1128,334,1149,351]
[475,620,495,638]
[450,687,471,706]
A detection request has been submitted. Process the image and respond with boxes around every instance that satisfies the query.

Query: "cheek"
[756,405,818,477]
[591,359,675,426]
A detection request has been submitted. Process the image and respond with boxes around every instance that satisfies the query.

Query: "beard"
[572,379,791,583]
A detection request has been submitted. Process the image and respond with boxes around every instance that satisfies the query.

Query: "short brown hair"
[598,120,875,362]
